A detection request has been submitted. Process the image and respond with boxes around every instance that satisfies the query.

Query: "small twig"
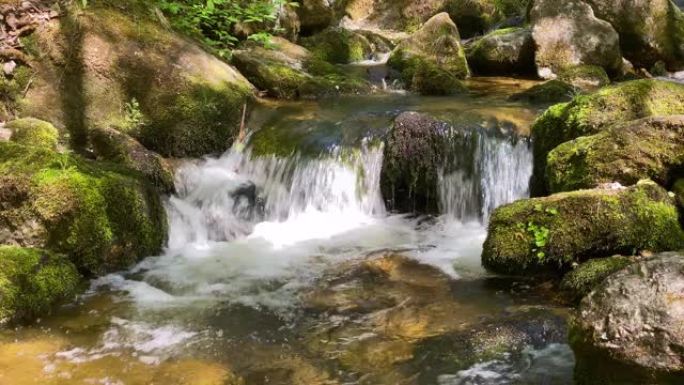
[22,77,33,97]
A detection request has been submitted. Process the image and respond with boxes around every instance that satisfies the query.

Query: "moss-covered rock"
[232,37,372,99]
[90,127,175,194]
[585,0,684,70]
[531,79,684,195]
[0,246,80,323]
[0,66,33,121]
[560,256,633,303]
[466,27,536,76]
[6,118,59,150]
[387,13,469,95]
[509,80,576,104]
[300,27,375,64]
[297,0,335,34]
[547,116,684,193]
[21,4,254,157]
[557,65,610,91]
[482,181,684,275]
[0,141,167,275]
[529,0,623,79]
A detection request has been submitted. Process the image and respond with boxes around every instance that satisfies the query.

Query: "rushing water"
[0,83,575,385]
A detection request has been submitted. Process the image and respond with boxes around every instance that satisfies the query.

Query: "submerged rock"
[22,5,254,158]
[232,37,372,99]
[0,141,167,275]
[559,256,633,303]
[585,0,684,71]
[6,118,59,150]
[531,79,684,195]
[529,0,623,79]
[547,115,684,193]
[466,27,536,76]
[90,127,176,194]
[387,13,469,95]
[482,181,684,275]
[571,253,684,384]
[509,80,576,104]
[0,246,80,323]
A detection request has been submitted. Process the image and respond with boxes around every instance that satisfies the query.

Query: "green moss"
[0,246,80,323]
[0,142,167,275]
[546,116,684,193]
[482,181,684,275]
[674,179,684,208]
[530,79,684,195]
[300,28,372,64]
[388,54,467,95]
[558,65,610,90]
[6,118,59,150]
[560,256,633,303]
[0,66,33,121]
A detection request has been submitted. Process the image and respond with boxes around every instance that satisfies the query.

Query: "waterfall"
[166,141,385,251]
[438,130,533,222]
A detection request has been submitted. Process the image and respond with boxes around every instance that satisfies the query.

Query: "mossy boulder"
[529,0,623,79]
[570,253,684,385]
[482,181,684,275]
[531,79,684,195]
[21,5,254,157]
[338,0,446,32]
[585,0,684,71]
[300,28,374,64]
[547,116,684,193]
[6,118,59,150]
[0,246,80,323]
[0,141,167,275]
[466,27,536,76]
[297,0,335,34]
[387,13,469,95]
[232,37,372,99]
[509,80,576,104]
[560,256,633,303]
[557,65,610,91]
[90,127,175,194]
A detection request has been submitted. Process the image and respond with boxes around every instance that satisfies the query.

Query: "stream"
[0,79,576,385]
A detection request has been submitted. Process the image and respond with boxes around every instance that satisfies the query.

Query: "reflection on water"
[0,79,572,385]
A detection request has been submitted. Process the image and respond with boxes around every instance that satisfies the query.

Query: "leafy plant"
[122,98,145,132]
[517,205,558,261]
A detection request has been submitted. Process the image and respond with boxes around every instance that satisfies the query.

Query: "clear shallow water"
[0,80,573,385]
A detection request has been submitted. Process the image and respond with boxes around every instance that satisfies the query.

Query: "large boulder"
[585,0,684,70]
[466,27,536,76]
[6,118,59,150]
[339,0,447,31]
[482,181,684,275]
[570,253,684,384]
[509,80,575,104]
[559,256,633,303]
[21,5,254,157]
[0,141,167,275]
[547,115,684,193]
[300,27,375,64]
[529,0,623,79]
[531,79,684,196]
[0,246,80,323]
[381,112,452,214]
[387,13,469,95]
[297,0,335,35]
[232,37,372,99]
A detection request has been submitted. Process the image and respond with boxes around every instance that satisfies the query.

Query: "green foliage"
[156,0,298,57]
[517,204,557,261]
[122,98,145,133]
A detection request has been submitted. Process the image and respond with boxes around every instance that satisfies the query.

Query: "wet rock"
[585,0,684,71]
[387,13,469,95]
[530,79,684,196]
[570,253,684,384]
[232,37,372,99]
[482,181,684,275]
[559,256,633,303]
[380,112,452,214]
[557,64,610,91]
[547,115,684,193]
[0,246,80,323]
[6,118,59,150]
[466,27,536,76]
[529,0,623,79]
[509,80,575,104]
[300,27,375,64]
[22,6,254,157]
[0,141,167,276]
[90,127,175,194]
[297,0,335,35]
